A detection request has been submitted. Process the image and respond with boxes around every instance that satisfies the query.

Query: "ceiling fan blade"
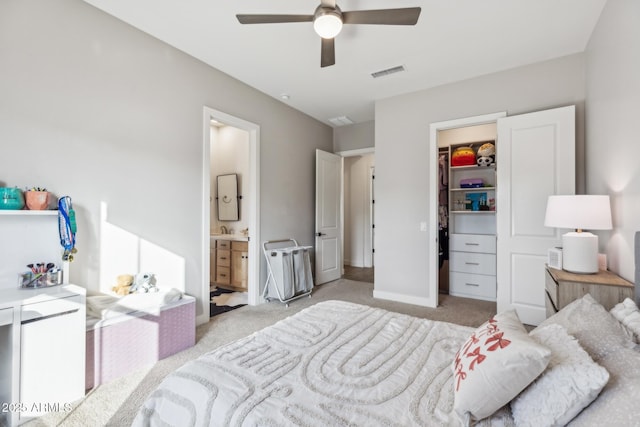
[342,7,421,25]
[321,38,335,68]
[236,14,313,24]
[320,0,336,8]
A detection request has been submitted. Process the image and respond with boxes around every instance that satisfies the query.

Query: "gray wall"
[334,121,375,152]
[0,0,332,321]
[374,54,586,304]
[585,0,640,283]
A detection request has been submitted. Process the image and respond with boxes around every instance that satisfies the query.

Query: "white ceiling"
[81,0,607,127]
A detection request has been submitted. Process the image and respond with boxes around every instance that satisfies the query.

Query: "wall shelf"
[0,210,57,216]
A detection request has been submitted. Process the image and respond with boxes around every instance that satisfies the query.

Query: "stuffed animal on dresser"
[112,274,134,295]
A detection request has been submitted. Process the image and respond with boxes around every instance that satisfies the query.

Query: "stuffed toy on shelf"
[476,142,495,167]
[451,146,476,166]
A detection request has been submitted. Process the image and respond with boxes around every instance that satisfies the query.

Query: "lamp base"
[562,232,599,274]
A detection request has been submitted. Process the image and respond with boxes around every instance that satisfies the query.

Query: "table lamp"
[544,195,612,274]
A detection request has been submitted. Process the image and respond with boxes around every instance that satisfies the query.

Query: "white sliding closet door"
[496,106,575,326]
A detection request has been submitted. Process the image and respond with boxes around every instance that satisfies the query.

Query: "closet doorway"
[339,148,375,281]
[429,112,505,307]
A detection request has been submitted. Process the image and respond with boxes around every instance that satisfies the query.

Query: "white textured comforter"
[133,300,513,426]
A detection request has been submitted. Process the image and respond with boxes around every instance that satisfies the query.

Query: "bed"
[132,292,640,426]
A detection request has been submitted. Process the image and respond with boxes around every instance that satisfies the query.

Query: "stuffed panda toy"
[476,142,495,167]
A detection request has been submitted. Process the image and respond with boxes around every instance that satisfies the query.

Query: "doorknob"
[316,232,326,237]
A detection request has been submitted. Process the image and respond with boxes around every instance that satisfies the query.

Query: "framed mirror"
[217,174,239,221]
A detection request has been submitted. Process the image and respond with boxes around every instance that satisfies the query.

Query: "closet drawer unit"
[216,266,231,285]
[216,249,231,268]
[449,234,496,254]
[450,252,496,276]
[449,272,496,301]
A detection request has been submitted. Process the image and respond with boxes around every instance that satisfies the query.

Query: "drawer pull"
[220,257,227,260]
[465,282,480,287]
[465,243,480,246]
[465,262,480,266]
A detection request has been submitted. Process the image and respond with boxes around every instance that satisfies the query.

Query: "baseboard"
[344,260,365,268]
[373,290,436,308]
[196,313,209,326]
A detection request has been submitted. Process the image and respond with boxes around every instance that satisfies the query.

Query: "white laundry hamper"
[263,239,313,306]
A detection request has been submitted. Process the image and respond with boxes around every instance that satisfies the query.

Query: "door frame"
[201,107,260,325]
[428,112,505,307]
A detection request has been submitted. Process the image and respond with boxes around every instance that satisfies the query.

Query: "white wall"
[334,121,375,152]
[585,0,640,284]
[374,54,586,305]
[0,0,332,322]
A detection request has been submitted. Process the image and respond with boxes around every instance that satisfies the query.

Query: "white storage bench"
[85,293,195,390]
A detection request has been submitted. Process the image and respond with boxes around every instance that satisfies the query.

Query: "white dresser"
[449,233,496,301]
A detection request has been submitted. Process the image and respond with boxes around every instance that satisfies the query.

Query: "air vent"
[328,116,354,126]
[371,65,406,78]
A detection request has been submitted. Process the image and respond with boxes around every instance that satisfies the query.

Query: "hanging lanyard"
[58,196,77,259]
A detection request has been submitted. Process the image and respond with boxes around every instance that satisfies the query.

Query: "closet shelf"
[450,210,496,214]
[450,164,496,171]
[450,187,495,192]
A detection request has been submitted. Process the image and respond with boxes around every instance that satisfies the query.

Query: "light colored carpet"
[26,279,495,427]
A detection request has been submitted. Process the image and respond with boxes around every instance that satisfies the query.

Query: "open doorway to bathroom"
[340,149,375,284]
[209,122,250,317]
[202,107,259,323]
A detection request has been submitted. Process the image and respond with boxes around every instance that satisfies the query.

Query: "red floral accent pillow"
[452,310,551,422]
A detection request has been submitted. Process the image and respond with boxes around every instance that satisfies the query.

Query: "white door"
[496,105,575,326]
[315,149,343,284]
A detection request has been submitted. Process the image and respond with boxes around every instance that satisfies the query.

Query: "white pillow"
[538,294,635,361]
[511,324,610,427]
[452,310,551,423]
[610,298,640,343]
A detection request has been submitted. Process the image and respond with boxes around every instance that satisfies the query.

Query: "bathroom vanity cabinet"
[211,237,248,292]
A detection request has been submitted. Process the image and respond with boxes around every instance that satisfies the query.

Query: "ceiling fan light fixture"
[313,8,343,39]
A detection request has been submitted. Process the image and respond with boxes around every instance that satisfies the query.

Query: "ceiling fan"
[236,0,421,68]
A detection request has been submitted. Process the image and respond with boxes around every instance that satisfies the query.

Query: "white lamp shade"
[544,195,612,274]
[314,13,342,38]
[544,195,612,230]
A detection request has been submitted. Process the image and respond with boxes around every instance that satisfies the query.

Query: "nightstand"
[545,266,635,317]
